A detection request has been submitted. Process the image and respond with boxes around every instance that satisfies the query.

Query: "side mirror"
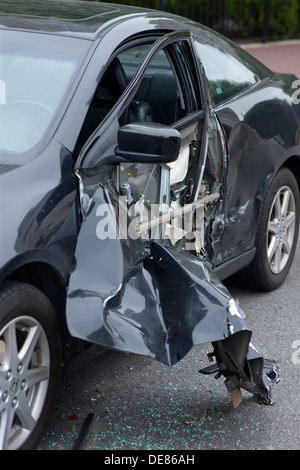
[115,122,181,163]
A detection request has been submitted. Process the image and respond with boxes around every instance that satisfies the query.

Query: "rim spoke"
[285,211,296,230]
[267,235,278,262]
[19,324,42,369]
[26,365,49,389]
[0,404,16,450]
[280,189,291,217]
[3,322,19,370]
[16,392,37,431]
[281,232,291,255]
[268,220,279,235]
[273,194,282,219]
[273,243,282,272]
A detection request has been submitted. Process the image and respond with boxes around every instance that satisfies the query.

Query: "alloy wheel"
[267,185,296,275]
[0,315,50,450]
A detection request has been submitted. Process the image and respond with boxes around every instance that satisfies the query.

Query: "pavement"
[242,39,300,78]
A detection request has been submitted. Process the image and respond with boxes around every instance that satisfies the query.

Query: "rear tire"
[0,281,61,450]
[238,168,299,291]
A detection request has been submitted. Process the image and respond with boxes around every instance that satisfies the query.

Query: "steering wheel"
[5,99,55,114]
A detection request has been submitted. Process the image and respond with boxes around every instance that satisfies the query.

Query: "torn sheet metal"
[66,184,279,405]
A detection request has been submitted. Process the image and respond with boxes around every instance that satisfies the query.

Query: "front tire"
[0,281,61,450]
[240,168,299,291]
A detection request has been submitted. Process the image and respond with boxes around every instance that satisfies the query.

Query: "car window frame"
[76,30,205,170]
[194,37,260,107]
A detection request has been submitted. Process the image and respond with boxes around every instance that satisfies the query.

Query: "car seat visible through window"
[77,57,153,149]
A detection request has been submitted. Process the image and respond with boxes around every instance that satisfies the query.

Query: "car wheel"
[239,167,299,291]
[0,281,61,450]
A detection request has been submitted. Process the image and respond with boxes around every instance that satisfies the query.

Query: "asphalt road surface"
[38,41,300,452]
[38,236,300,451]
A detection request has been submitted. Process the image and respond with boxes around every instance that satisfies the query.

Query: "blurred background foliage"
[89,0,300,41]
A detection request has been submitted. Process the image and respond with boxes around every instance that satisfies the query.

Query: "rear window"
[195,41,257,105]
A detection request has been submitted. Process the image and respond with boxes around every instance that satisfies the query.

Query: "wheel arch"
[4,261,67,318]
[282,154,300,194]
[0,260,82,371]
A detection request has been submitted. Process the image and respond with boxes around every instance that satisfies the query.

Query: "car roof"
[0,0,160,38]
[0,0,269,80]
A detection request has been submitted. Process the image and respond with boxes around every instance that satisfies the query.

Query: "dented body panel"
[212,76,300,270]
[66,178,279,404]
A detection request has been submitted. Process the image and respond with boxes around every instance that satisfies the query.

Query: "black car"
[0,0,297,450]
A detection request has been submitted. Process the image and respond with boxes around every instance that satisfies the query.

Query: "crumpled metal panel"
[66,184,279,404]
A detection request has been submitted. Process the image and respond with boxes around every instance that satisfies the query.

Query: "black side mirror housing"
[115,122,181,163]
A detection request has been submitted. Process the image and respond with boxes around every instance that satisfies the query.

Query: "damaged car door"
[67,31,211,354]
[67,32,279,405]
